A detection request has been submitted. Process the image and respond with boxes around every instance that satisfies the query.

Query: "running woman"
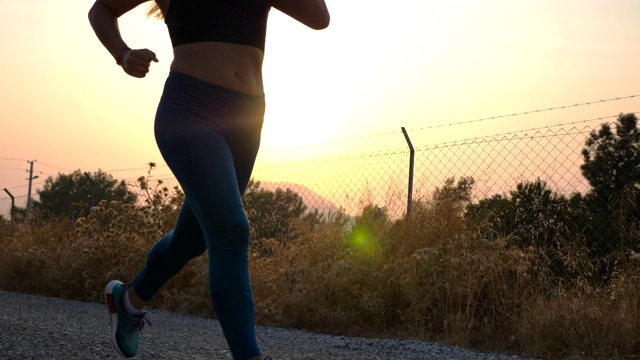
[88,1,330,359]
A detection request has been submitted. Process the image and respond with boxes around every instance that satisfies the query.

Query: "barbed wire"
[148,173,177,179]
[261,93,640,153]
[418,128,590,151]
[410,94,640,133]
[105,164,169,173]
[118,173,177,182]
[105,166,149,173]
[1,107,637,203]
[3,95,637,176]
[0,194,27,201]
[255,112,630,169]
[414,113,636,151]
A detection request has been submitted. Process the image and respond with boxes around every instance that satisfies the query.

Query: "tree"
[469,179,596,285]
[243,180,307,244]
[35,170,137,218]
[581,113,640,256]
[507,180,574,247]
[433,177,475,204]
[581,113,640,211]
[466,194,514,239]
[468,179,571,245]
[433,176,475,217]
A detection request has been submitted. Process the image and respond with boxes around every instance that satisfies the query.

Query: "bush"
[3,178,640,359]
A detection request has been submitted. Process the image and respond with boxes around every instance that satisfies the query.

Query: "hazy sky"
[1,0,640,207]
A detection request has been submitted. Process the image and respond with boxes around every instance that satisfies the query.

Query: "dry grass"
[1,198,640,360]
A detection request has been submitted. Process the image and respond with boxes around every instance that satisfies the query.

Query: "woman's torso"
[158,0,269,96]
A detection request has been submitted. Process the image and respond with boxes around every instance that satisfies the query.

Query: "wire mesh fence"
[2,118,639,265]
[252,124,592,218]
[0,124,617,219]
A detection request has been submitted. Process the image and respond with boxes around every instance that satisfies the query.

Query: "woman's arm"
[270,0,330,30]
[88,0,158,78]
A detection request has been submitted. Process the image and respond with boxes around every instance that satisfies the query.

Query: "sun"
[261,112,339,150]
[260,87,345,150]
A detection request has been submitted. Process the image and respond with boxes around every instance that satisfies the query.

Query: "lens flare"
[348,226,377,255]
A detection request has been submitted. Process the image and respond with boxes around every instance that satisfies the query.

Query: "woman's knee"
[208,214,251,253]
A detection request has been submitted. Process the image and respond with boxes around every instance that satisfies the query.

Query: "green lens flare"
[349,226,376,255]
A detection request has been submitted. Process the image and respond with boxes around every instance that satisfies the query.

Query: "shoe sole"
[105,280,129,358]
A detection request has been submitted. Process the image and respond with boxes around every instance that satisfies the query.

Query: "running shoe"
[104,280,151,358]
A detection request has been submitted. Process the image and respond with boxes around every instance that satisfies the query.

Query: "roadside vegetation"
[2,114,640,359]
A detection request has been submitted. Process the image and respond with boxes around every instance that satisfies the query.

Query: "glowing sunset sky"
[1,0,639,211]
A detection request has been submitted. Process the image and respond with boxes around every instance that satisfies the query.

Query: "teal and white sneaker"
[104,280,151,358]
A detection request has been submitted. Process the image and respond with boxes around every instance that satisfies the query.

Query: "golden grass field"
[1,195,640,360]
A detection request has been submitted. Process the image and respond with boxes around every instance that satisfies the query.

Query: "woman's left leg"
[157,122,261,359]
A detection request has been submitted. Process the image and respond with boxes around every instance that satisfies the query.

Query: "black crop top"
[165,0,271,52]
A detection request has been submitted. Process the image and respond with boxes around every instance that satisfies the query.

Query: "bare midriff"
[170,42,265,96]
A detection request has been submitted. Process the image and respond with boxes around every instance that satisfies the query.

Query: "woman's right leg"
[106,202,206,358]
[131,200,207,302]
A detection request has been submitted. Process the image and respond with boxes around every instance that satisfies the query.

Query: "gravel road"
[0,290,537,359]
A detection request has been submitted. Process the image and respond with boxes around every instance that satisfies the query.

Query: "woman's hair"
[147,0,166,20]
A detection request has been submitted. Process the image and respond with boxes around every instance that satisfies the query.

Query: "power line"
[4,184,27,189]
[38,162,72,172]
[3,181,45,190]
[0,175,28,178]
[0,157,28,162]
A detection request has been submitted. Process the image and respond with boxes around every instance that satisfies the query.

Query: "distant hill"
[255,181,341,216]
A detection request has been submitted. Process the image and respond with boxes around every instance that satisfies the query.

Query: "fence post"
[401,127,415,217]
[3,188,15,236]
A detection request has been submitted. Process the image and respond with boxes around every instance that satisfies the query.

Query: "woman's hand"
[88,0,157,77]
[119,48,159,78]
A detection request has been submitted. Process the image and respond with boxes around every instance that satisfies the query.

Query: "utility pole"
[25,160,39,222]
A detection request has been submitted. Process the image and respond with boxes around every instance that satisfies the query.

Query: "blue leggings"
[132,71,265,360]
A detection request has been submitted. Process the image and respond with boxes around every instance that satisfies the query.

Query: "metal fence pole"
[3,188,15,236]
[401,127,415,217]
